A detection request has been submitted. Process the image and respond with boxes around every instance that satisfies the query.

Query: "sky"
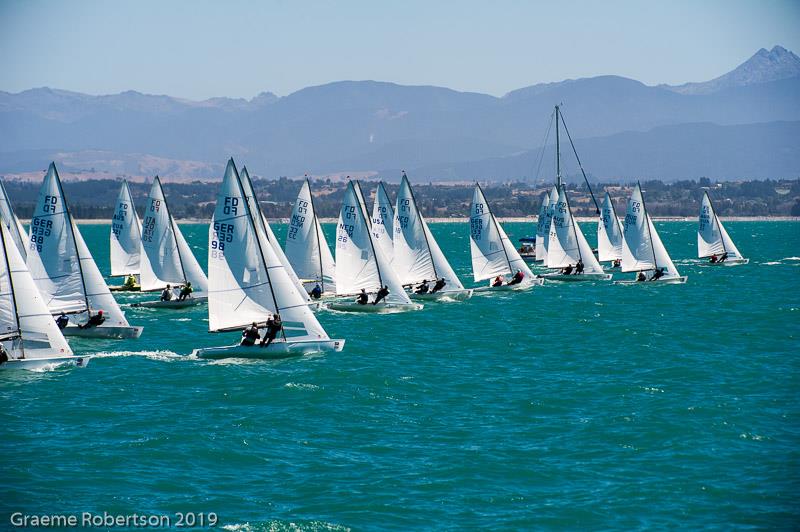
[1,0,799,100]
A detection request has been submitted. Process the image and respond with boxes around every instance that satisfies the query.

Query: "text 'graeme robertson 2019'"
[9,512,219,528]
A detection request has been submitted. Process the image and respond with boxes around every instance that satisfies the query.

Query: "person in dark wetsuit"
[178,282,193,301]
[636,271,646,282]
[241,322,260,346]
[507,270,524,285]
[260,315,283,347]
[719,252,728,263]
[310,284,322,299]
[709,254,718,263]
[79,310,105,329]
[575,259,584,274]
[492,276,503,287]
[0,343,9,365]
[430,278,446,293]
[356,289,368,305]
[561,264,573,275]
[373,285,390,305]
[612,259,621,268]
[649,268,665,281]
[161,284,173,301]
[414,280,429,294]
[56,312,69,330]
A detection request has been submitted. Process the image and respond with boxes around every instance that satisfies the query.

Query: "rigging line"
[558,107,600,215]
[532,109,555,184]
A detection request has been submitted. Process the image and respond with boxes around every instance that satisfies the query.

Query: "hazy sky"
[1,0,798,100]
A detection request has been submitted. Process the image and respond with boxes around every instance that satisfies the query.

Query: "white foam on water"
[763,261,782,265]
[284,382,320,390]
[92,350,184,362]
[785,257,800,261]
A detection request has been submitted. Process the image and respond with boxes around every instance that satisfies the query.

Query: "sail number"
[223,197,239,215]
[288,200,308,241]
[29,217,53,252]
[111,202,128,237]
[211,221,234,259]
[470,218,483,240]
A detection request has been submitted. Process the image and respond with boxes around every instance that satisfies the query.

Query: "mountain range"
[1,45,798,182]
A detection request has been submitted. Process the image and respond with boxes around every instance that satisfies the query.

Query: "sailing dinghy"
[26,163,142,338]
[0,180,29,261]
[134,177,208,308]
[469,184,542,291]
[193,159,343,359]
[285,179,337,296]
[393,174,472,301]
[328,181,423,313]
[540,186,611,281]
[698,191,748,265]
[614,183,687,285]
[597,192,624,268]
[0,223,88,370]
[371,181,395,262]
[109,180,142,291]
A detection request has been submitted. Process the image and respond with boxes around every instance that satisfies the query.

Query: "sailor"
[507,270,524,285]
[178,282,193,301]
[709,254,718,263]
[561,264,573,275]
[79,310,105,329]
[310,284,322,299]
[373,285,390,305]
[414,280,429,294]
[0,343,9,365]
[260,314,283,347]
[575,259,584,274]
[241,322,260,346]
[55,312,69,330]
[160,284,174,301]
[612,259,621,268]
[356,289,369,305]
[719,251,728,263]
[492,276,503,287]
[430,278,446,293]
[124,274,137,290]
[649,268,665,281]
[636,271,646,282]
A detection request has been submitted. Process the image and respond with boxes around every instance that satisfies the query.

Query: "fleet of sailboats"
[698,191,748,265]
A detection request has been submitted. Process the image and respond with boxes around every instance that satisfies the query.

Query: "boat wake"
[92,350,184,362]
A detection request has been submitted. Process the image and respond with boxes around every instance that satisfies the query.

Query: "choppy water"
[2,221,798,530]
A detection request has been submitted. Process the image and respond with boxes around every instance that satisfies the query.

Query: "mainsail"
[540,185,559,263]
[621,183,680,278]
[335,181,412,304]
[110,180,142,277]
[698,192,745,260]
[546,186,605,274]
[392,174,464,290]
[469,185,534,282]
[354,180,371,228]
[285,179,337,293]
[139,177,208,293]
[597,192,624,263]
[0,180,29,261]
[371,181,394,262]
[206,158,329,342]
[534,191,550,262]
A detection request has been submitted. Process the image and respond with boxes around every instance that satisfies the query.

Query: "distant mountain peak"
[664,45,800,95]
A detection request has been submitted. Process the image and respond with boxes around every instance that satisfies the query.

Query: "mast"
[306,177,327,292]
[156,177,189,284]
[563,185,583,263]
[0,222,24,358]
[706,191,728,254]
[558,106,600,214]
[555,105,561,188]
[478,183,513,273]
[405,174,438,280]
[638,181,658,271]
[53,165,91,313]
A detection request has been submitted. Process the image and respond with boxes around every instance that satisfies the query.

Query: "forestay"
[371,182,394,262]
[698,192,744,259]
[621,183,680,278]
[110,180,142,277]
[207,159,329,342]
[469,185,534,282]
[392,175,464,289]
[335,181,412,304]
[597,192,624,262]
[534,191,549,262]
[546,186,604,273]
[140,177,208,293]
[285,180,336,293]
[0,180,29,261]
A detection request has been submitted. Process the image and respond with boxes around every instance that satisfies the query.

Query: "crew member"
[356,289,368,305]
[260,315,283,347]
[178,282,193,301]
[241,322,260,346]
[79,310,105,329]
[310,284,322,299]
[55,312,69,330]
[161,284,173,301]
[373,285,390,305]
[508,270,525,285]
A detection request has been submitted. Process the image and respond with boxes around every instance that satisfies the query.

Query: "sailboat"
[392,173,473,301]
[328,181,423,313]
[698,191,748,265]
[0,223,88,370]
[193,159,343,359]
[109,180,142,291]
[538,185,560,264]
[135,177,208,308]
[614,183,687,285]
[371,181,394,262]
[597,192,624,267]
[0,180,29,261]
[285,179,337,295]
[533,191,550,262]
[540,185,612,281]
[26,163,142,338]
[469,184,542,291]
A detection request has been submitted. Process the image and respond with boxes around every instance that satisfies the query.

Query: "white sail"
[335,181,412,304]
[207,159,329,342]
[0,180,28,261]
[140,177,208,293]
[597,192,624,262]
[0,223,73,360]
[392,175,464,289]
[469,185,534,282]
[110,180,142,277]
[540,185,559,263]
[285,180,336,293]
[698,192,744,260]
[371,181,394,262]
[621,183,681,278]
[647,214,680,278]
[354,180,371,228]
[546,186,605,274]
[534,191,550,262]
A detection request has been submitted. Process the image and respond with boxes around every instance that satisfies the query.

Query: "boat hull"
[0,355,90,371]
[62,325,144,339]
[109,285,141,292]
[193,339,345,360]
[473,278,543,292]
[705,258,749,266]
[410,289,474,301]
[132,296,208,309]
[325,301,424,313]
[540,272,613,282]
[613,276,688,285]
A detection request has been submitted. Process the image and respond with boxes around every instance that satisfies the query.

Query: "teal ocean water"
[2,221,798,530]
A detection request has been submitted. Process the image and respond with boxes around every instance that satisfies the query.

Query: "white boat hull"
[613,276,688,285]
[0,355,90,371]
[705,258,749,266]
[410,289,474,302]
[131,296,208,309]
[324,301,424,313]
[62,325,144,339]
[193,338,345,360]
[540,272,613,282]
